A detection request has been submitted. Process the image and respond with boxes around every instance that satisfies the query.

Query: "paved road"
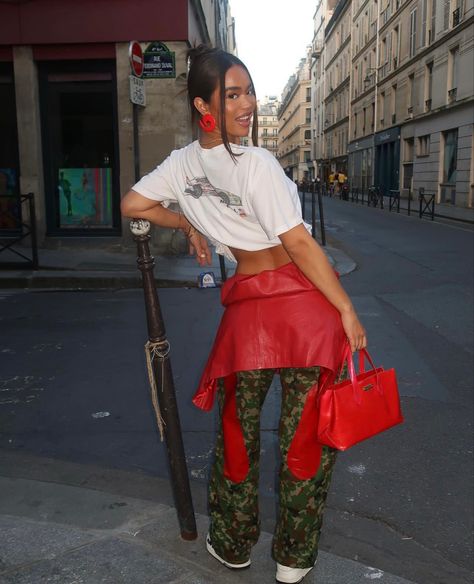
[0,199,472,584]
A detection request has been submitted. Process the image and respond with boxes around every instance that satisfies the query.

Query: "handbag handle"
[342,344,381,405]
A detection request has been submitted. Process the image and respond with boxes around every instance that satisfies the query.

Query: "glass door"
[39,62,120,235]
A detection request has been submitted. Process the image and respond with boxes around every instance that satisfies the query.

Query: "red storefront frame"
[0,0,188,46]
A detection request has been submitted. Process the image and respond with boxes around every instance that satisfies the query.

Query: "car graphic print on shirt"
[184,176,247,217]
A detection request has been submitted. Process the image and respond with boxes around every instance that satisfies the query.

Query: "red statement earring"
[199,113,216,132]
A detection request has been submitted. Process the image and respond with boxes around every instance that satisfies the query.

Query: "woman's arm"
[121,190,212,266]
[279,224,366,352]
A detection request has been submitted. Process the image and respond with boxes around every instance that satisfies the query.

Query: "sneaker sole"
[206,535,251,569]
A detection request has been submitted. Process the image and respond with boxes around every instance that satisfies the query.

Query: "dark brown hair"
[187,45,258,160]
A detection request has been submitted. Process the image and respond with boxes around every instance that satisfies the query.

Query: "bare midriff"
[229,244,293,275]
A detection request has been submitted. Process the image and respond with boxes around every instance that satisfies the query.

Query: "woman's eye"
[227,93,239,100]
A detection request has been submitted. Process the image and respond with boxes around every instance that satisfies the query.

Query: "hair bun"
[187,44,219,66]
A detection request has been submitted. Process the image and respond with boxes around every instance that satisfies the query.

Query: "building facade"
[323,0,352,180]
[0,0,234,253]
[310,0,338,180]
[255,96,279,156]
[315,0,474,208]
[277,51,313,182]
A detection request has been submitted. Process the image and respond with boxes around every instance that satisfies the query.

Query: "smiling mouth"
[236,114,252,125]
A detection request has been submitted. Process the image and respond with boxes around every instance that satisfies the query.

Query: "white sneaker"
[206,534,251,569]
[276,560,317,583]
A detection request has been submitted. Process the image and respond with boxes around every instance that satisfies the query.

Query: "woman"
[121,46,366,584]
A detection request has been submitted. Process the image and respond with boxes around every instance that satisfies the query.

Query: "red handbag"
[317,345,404,450]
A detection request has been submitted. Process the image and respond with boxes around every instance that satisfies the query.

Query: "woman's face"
[207,65,256,142]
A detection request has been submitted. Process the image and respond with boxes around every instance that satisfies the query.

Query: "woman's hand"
[340,307,367,353]
[179,215,212,267]
[188,230,212,267]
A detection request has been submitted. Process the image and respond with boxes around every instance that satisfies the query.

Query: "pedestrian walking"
[121,45,367,584]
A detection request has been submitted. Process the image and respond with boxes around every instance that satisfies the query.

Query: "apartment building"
[278,51,313,182]
[310,0,338,179]
[255,96,279,156]
[347,0,379,190]
[344,0,474,206]
[323,0,352,180]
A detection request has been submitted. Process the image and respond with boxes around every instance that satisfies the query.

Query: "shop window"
[0,63,20,232]
[39,62,119,235]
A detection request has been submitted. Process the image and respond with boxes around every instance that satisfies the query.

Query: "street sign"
[129,41,144,78]
[129,75,146,106]
[143,41,176,78]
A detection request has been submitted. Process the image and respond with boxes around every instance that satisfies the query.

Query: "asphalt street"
[0,197,473,584]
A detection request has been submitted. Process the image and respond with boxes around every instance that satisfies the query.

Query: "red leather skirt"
[193,261,347,411]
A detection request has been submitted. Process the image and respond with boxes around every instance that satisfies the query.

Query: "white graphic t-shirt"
[132,140,310,262]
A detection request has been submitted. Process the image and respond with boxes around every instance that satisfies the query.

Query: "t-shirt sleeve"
[248,154,304,239]
[131,155,178,208]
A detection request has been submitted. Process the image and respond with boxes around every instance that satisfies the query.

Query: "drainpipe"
[190,0,211,45]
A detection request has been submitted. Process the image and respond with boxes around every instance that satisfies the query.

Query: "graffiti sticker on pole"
[143,42,176,78]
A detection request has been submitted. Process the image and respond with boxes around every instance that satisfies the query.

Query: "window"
[424,61,433,109]
[404,138,415,162]
[304,129,311,140]
[305,108,311,124]
[363,107,367,132]
[391,84,397,123]
[304,151,311,163]
[443,129,458,183]
[422,0,428,46]
[408,74,415,111]
[417,134,430,156]
[431,0,437,39]
[448,46,459,98]
[306,87,311,102]
[443,0,450,30]
[380,91,385,125]
[410,9,417,57]
[354,112,358,137]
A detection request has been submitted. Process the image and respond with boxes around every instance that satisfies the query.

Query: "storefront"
[0,0,216,250]
[347,135,374,191]
[374,126,400,192]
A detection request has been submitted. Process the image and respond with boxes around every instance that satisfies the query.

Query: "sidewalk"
[0,475,418,584]
[0,244,356,290]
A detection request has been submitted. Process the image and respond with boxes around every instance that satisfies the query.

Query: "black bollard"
[311,185,316,239]
[130,219,197,541]
[317,189,327,246]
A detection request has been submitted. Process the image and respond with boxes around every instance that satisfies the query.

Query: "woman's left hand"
[188,231,212,266]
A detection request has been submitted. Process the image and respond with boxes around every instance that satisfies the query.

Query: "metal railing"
[319,184,439,221]
[0,193,38,269]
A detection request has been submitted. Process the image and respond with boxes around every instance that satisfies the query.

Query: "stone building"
[0,0,235,253]
[323,0,352,180]
[310,0,338,180]
[341,0,474,207]
[277,51,313,183]
[255,96,279,156]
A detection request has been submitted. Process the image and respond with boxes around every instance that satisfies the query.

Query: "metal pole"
[28,193,39,270]
[301,187,306,221]
[133,103,140,182]
[408,187,411,216]
[219,254,227,282]
[311,185,316,239]
[317,189,326,246]
[130,219,197,541]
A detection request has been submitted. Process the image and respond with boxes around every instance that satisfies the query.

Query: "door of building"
[0,62,20,233]
[39,62,120,235]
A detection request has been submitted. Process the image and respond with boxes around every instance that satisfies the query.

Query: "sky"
[230,0,316,100]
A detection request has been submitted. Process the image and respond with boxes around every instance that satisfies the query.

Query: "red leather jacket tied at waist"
[193,261,347,411]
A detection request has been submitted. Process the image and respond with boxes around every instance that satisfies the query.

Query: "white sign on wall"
[129,75,146,107]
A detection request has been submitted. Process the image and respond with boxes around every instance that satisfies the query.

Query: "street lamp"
[364,68,377,90]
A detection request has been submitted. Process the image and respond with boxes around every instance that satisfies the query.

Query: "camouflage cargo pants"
[208,366,339,569]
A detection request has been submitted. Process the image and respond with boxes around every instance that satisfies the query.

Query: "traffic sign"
[129,41,144,78]
[129,75,146,106]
